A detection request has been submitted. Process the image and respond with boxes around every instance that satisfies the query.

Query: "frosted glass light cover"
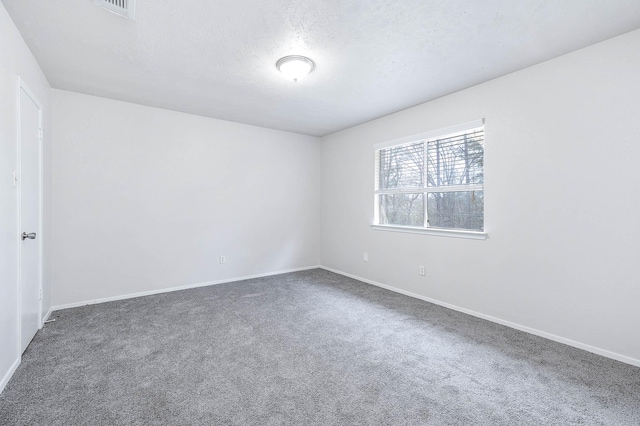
[276,56,315,82]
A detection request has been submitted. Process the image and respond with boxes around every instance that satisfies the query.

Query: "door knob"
[21,232,36,240]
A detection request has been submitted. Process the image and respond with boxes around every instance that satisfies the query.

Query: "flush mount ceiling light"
[276,55,315,82]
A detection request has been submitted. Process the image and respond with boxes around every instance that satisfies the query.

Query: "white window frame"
[372,119,487,240]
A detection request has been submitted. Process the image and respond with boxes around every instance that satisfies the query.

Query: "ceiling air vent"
[97,0,136,20]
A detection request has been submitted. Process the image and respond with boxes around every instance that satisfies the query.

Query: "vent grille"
[98,0,136,19]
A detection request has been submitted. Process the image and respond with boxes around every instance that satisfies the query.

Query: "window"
[374,120,485,236]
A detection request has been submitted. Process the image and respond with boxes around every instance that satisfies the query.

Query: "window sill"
[371,224,487,240]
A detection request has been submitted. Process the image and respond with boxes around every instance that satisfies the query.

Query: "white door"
[19,83,42,353]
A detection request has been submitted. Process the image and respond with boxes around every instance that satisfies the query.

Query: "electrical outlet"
[419,265,425,276]
[219,255,226,264]
[363,252,368,262]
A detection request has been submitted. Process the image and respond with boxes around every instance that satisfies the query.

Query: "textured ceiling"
[4,0,640,136]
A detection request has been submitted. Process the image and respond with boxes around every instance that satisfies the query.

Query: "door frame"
[16,77,44,357]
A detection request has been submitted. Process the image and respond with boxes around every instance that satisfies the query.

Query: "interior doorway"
[18,79,43,354]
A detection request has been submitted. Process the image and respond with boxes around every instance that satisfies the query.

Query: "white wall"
[0,3,52,392]
[52,90,320,306]
[320,29,640,365]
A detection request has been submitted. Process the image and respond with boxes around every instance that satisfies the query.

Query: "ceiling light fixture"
[276,55,315,82]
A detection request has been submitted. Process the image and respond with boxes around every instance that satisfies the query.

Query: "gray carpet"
[1,269,639,425]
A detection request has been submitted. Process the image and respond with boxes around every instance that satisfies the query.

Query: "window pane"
[379,193,424,226]
[378,142,424,189]
[427,130,483,187]
[427,191,483,231]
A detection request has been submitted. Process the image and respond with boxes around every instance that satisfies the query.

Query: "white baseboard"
[42,306,54,326]
[2,305,54,395]
[51,265,321,312]
[0,357,20,395]
[320,266,640,368]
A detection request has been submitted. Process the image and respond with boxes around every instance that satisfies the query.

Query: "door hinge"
[39,288,43,300]
[38,128,44,140]
[13,170,18,187]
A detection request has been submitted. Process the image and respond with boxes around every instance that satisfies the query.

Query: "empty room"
[1,0,639,424]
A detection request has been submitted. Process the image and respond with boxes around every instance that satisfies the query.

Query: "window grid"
[375,126,484,232]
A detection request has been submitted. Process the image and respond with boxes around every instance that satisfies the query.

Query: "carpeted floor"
[1,269,639,425]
